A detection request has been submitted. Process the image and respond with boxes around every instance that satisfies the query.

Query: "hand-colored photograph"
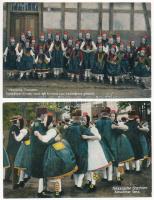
[3,2,151,98]
[3,101,151,197]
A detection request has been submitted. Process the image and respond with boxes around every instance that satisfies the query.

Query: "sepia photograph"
[3,101,151,197]
[3,2,151,98]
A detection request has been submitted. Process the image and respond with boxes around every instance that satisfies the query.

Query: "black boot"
[37,191,51,198]
[13,181,25,189]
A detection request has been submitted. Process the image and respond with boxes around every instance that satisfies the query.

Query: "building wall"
[3,2,151,47]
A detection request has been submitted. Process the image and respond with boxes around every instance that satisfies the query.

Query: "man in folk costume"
[96,107,115,186]
[80,31,97,81]
[35,47,50,79]
[49,32,63,78]
[68,41,83,82]
[31,107,51,198]
[106,44,121,84]
[92,44,107,83]
[63,37,74,79]
[4,37,17,79]
[125,110,144,174]
[5,115,22,189]
[133,47,150,87]
[64,109,94,191]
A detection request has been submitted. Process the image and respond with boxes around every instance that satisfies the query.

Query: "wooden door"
[10,13,39,41]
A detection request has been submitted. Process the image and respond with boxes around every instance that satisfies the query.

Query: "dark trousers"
[5,154,19,188]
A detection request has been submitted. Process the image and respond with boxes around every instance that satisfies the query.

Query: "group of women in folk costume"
[4,30,151,87]
[4,107,151,197]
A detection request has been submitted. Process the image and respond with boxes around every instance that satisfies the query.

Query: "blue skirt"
[43,140,78,178]
[133,63,150,77]
[14,142,32,175]
[68,57,81,74]
[83,52,95,69]
[51,50,63,68]
[3,148,10,168]
[20,55,33,70]
[106,62,121,76]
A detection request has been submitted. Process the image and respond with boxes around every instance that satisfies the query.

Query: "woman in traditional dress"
[49,33,64,78]
[16,40,35,80]
[92,44,107,83]
[117,42,129,82]
[81,114,113,192]
[14,118,31,188]
[105,45,121,84]
[34,113,78,197]
[3,147,10,180]
[133,47,151,87]
[3,37,17,79]
[68,41,83,82]
[135,117,150,169]
[110,112,134,185]
[35,47,50,79]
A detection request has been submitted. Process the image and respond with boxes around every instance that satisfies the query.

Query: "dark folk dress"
[31,120,48,178]
[106,52,121,76]
[125,120,143,160]
[64,122,93,174]
[69,49,83,74]
[51,41,63,69]
[43,131,78,179]
[14,130,31,176]
[4,45,17,69]
[111,122,134,166]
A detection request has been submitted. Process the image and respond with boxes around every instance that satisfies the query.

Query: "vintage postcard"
[3,2,151,98]
[3,101,151,197]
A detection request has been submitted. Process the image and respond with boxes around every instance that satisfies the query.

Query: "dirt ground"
[4,166,151,198]
[3,78,151,98]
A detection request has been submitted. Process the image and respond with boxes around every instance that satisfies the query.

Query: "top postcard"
[3,2,151,98]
